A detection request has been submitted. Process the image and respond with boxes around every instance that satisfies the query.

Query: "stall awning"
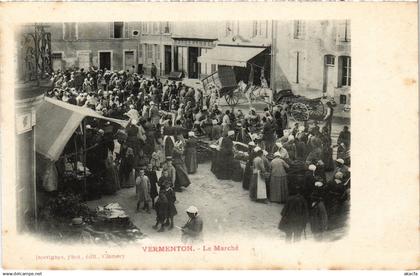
[198,46,267,67]
[36,97,129,161]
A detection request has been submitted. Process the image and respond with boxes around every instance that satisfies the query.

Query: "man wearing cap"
[332,158,350,181]
[181,206,203,243]
[149,101,160,126]
[185,132,198,174]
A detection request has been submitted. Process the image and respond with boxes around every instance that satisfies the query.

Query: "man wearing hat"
[181,206,203,243]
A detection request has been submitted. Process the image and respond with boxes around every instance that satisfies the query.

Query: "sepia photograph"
[1,2,418,271]
[14,20,351,246]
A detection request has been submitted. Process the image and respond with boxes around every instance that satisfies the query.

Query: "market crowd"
[47,66,350,242]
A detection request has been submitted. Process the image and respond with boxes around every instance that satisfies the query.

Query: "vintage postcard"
[0,2,418,270]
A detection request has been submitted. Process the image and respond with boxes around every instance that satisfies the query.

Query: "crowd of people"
[47,66,350,242]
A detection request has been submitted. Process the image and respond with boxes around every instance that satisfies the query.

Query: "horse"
[237,80,274,108]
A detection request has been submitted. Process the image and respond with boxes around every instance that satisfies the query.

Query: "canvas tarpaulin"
[35,97,128,161]
[197,45,266,68]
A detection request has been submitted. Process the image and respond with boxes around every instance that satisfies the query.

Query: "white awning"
[36,97,129,161]
[198,46,266,68]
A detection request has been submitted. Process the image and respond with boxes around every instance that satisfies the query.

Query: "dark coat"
[164,187,177,217]
[146,170,158,199]
[278,194,309,233]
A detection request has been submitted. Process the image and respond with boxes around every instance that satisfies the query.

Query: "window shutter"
[110,22,114,38]
[337,56,343,87]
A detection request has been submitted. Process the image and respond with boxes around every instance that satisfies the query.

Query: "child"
[150,152,161,169]
[153,190,169,232]
[145,163,158,208]
[158,169,173,189]
[163,183,177,230]
[135,168,151,213]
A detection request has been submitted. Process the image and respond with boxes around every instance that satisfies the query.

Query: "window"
[142,23,148,34]
[252,21,258,37]
[155,44,160,61]
[325,55,335,66]
[293,20,306,39]
[113,22,124,38]
[338,56,351,87]
[252,21,268,38]
[63,23,77,41]
[225,21,233,37]
[338,20,351,42]
[139,44,143,58]
[163,22,170,33]
[153,22,158,34]
[147,44,153,59]
[211,64,216,73]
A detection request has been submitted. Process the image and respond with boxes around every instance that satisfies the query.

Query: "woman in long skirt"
[184,132,198,174]
[172,141,191,191]
[242,142,256,190]
[249,147,267,202]
[269,152,290,203]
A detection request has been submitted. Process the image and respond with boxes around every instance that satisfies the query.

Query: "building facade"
[49,22,141,73]
[274,20,351,105]
[48,20,350,105]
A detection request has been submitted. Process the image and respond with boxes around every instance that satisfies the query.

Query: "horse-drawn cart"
[201,66,242,106]
[274,90,326,122]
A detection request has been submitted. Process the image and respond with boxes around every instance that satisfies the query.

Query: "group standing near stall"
[46,66,350,242]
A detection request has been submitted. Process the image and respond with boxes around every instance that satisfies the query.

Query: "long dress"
[269,157,289,203]
[120,149,135,188]
[184,137,198,174]
[249,156,267,201]
[103,153,120,194]
[217,136,234,180]
[242,150,255,190]
[172,147,191,189]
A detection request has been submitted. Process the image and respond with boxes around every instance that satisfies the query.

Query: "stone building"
[48,20,350,105]
[49,22,141,73]
[273,20,351,105]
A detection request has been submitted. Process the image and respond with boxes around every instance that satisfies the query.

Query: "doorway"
[188,47,199,79]
[99,51,112,71]
[164,45,172,75]
[124,50,136,73]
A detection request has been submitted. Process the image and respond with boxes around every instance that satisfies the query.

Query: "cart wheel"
[225,89,240,106]
[290,102,309,121]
